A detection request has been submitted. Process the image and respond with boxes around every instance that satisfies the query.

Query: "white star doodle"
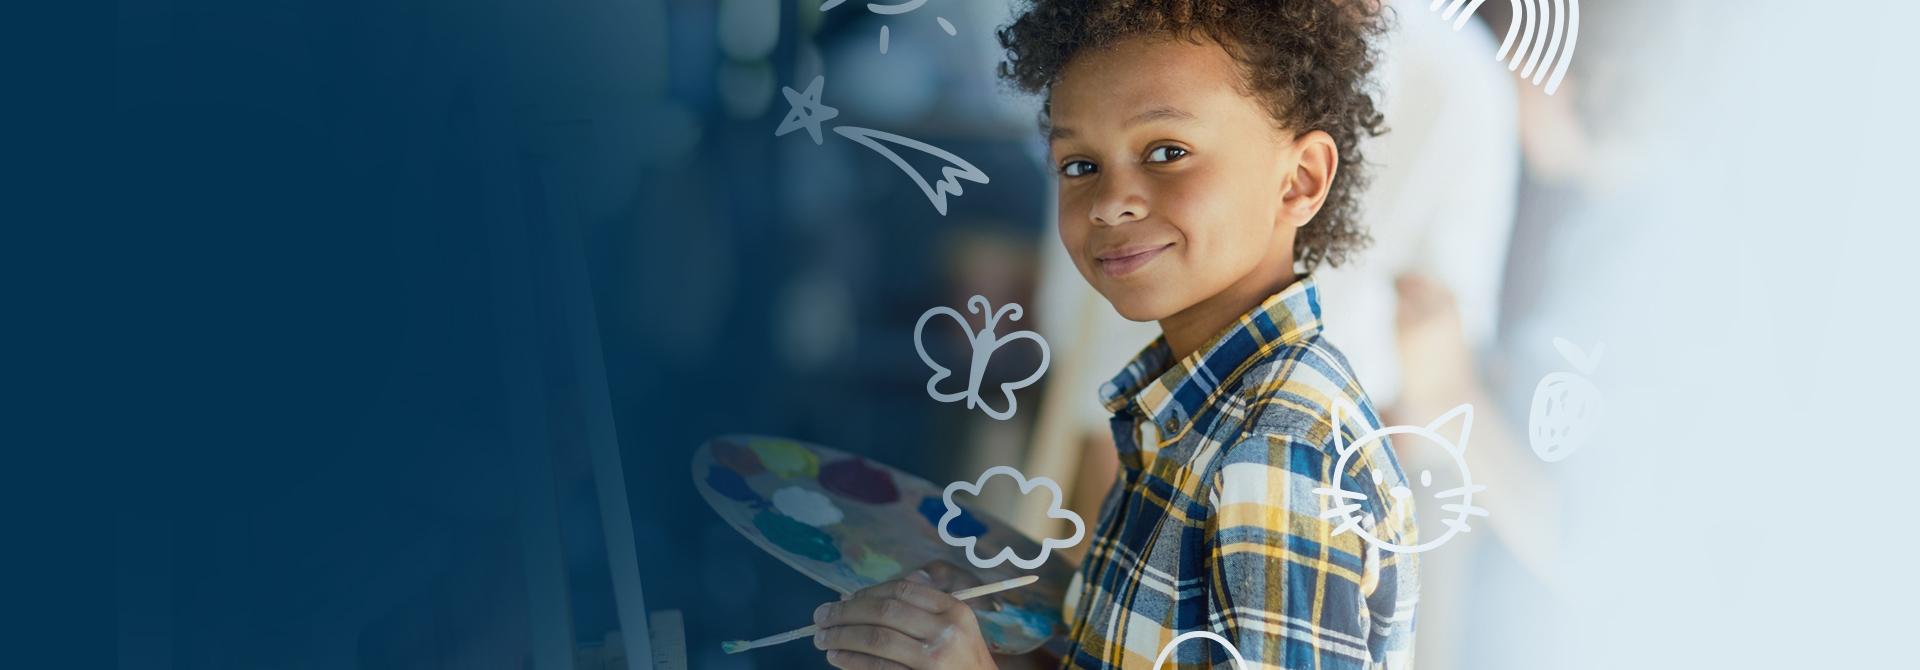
[774,75,839,145]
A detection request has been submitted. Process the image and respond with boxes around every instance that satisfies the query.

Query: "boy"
[812,1,1415,668]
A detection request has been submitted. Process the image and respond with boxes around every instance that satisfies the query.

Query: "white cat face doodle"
[1313,400,1488,554]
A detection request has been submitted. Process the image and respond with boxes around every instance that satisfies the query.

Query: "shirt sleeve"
[1205,433,1417,669]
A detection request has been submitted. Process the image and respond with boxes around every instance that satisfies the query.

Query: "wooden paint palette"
[691,435,1073,654]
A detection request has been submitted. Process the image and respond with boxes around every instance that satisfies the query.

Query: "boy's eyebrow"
[1125,105,1197,127]
[1048,105,1197,142]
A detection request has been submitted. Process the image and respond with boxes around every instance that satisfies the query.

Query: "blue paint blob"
[918,496,987,537]
[707,465,767,507]
[976,606,1056,640]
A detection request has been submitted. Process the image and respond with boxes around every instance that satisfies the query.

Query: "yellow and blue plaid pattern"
[1059,276,1418,670]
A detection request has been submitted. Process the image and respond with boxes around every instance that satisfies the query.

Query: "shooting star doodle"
[774,75,990,215]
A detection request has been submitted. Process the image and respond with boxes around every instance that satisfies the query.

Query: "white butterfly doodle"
[1313,400,1488,553]
[913,296,1049,421]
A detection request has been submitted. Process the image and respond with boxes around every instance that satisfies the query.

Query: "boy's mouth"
[1095,243,1172,277]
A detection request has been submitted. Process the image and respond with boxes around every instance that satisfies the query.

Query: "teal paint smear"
[753,510,841,562]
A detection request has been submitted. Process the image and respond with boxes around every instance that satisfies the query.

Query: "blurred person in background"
[1390,1,1920,668]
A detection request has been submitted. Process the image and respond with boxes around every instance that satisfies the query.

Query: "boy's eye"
[1061,160,1097,177]
[1146,146,1188,163]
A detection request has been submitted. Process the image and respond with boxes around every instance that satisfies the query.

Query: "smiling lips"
[1095,243,1172,276]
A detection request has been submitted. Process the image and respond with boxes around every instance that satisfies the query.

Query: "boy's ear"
[1281,130,1338,228]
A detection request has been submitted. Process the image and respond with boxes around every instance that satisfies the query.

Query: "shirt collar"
[1098,274,1325,439]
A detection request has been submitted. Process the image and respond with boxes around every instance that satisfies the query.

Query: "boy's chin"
[1100,291,1181,324]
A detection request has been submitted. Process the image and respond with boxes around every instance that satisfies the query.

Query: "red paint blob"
[713,442,766,476]
[819,458,900,504]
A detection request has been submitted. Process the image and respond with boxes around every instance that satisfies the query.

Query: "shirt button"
[1164,418,1177,432]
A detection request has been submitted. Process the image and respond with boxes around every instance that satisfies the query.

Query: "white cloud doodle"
[1528,337,1605,462]
[1313,400,1488,553]
[1151,631,1247,670]
[938,466,1083,569]
[914,296,1049,420]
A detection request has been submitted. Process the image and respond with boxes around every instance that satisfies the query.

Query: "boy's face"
[1048,35,1327,323]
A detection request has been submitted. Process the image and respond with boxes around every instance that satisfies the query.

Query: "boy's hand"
[814,566,998,670]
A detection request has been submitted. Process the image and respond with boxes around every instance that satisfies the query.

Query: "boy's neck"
[1159,268,1298,363]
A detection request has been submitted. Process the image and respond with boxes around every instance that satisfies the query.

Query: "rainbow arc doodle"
[1428,0,1580,95]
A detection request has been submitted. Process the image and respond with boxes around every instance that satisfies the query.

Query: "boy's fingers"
[813,596,946,639]
[849,578,961,614]
[825,649,913,670]
[815,625,928,668]
[917,560,983,591]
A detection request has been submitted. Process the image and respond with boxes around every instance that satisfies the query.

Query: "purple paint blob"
[819,458,900,504]
[707,465,767,507]
[918,496,987,537]
[713,442,766,475]
[753,511,841,562]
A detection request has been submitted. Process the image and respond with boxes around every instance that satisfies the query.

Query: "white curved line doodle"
[914,296,1049,420]
[1150,631,1247,670]
[1496,0,1524,61]
[834,127,990,216]
[1520,0,1552,78]
[938,466,1083,569]
[1511,0,1538,71]
[1531,0,1567,83]
[1443,0,1578,94]
[1312,400,1488,553]
[1542,0,1579,94]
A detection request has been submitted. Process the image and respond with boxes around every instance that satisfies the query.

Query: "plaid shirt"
[1058,276,1418,670]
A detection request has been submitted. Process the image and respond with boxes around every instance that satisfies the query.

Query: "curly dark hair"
[998,0,1390,271]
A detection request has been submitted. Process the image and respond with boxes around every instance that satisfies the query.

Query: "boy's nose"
[1089,175,1149,226]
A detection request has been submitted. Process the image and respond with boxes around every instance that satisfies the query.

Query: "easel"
[483,98,686,670]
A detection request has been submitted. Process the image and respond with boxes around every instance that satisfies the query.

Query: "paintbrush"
[720,575,1040,654]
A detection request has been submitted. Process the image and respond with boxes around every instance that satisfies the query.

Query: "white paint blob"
[773,486,844,527]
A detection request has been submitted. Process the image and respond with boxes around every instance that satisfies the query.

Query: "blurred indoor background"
[108,0,1920,669]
